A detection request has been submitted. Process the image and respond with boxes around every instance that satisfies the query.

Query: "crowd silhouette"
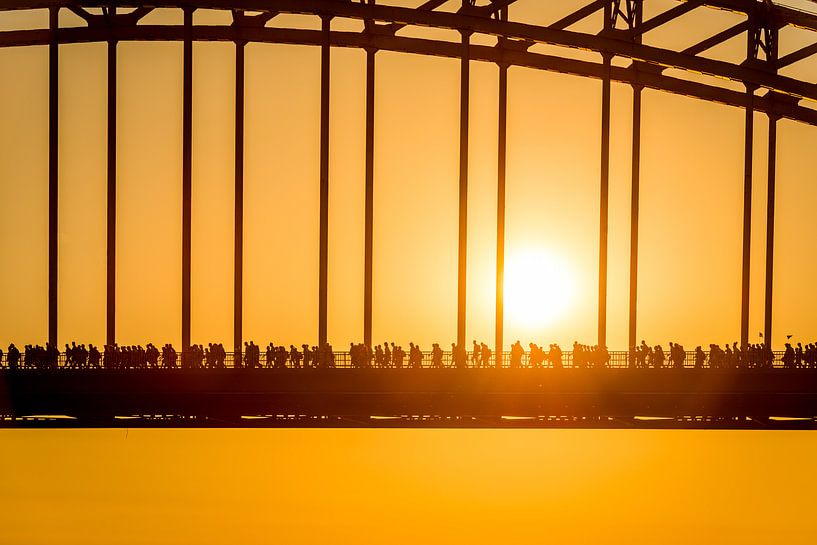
[0,339,807,370]
[626,341,776,369]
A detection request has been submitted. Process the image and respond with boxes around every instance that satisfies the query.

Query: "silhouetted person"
[7,344,19,370]
[599,345,610,368]
[409,342,422,369]
[724,344,734,369]
[637,340,649,369]
[651,345,665,369]
[266,343,275,369]
[64,343,73,368]
[549,343,563,369]
[510,341,523,369]
[217,343,225,367]
[782,343,795,369]
[804,343,815,369]
[274,346,287,369]
[290,345,302,368]
[572,341,584,369]
[529,343,542,368]
[451,343,468,369]
[431,343,443,368]
[480,342,492,368]
[146,343,159,368]
[732,342,743,369]
[694,346,706,369]
[384,343,392,368]
[167,344,178,369]
[393,345,404,369]
[670,342,685,369]
[205,343,214,368]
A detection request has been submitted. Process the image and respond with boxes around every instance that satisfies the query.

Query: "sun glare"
[504,249,575,330]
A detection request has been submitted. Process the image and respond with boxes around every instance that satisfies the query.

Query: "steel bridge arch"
[2,0,817,359]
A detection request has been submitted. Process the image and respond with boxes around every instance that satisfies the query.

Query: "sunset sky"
[1,1,816,350]
[1,1,817,542]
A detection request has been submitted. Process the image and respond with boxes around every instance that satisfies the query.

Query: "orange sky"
[1,3,817,350]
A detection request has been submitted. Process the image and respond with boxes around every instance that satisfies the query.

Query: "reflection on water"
[0,429,813,544]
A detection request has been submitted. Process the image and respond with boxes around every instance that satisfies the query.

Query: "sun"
[504,249,575,330]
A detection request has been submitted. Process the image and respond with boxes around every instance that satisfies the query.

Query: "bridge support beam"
[598,51,612,349]
[764,111,777,344]
[628,84,642,356]
[234,39,245,359]
[740,85,755,350]
[182,8,193,351]
[48,7,58,346]
[457,28,470,350]
[496,59,507,369]
[318,15,331,347]
[364,46,375,348]
[107,12,117,346]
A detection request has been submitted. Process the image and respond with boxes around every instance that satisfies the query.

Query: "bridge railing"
[0,349,794,370]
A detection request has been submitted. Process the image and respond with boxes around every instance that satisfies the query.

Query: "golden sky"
[1,2,817,349]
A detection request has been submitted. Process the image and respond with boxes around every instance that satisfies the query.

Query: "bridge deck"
[2,369,817,429]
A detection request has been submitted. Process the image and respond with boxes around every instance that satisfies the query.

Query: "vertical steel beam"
[48,7,58,346]
[495,5,509,368]
[318,15,331,346]
[764,113,777,344]
[598,51,612,349]
[234,39,245,358]
[628,85,642,354]
[457,28,471,350]
[364,46,375,348]
[626,0,643,361]
[182,8,193,351]
[740,86,754,350]
[106,12,117,346]
[496,59,507,369]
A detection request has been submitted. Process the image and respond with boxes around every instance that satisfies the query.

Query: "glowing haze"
[1,4,817,351]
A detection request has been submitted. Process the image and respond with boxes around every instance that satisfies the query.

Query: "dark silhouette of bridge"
[2,344,817,428]
[3,0,817,428]
[5,366,817,429]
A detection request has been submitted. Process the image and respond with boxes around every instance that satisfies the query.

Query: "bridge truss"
[3,0,817,378]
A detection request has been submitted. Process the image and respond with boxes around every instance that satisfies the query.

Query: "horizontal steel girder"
[2,1,817,102]
[1,22,814,126]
